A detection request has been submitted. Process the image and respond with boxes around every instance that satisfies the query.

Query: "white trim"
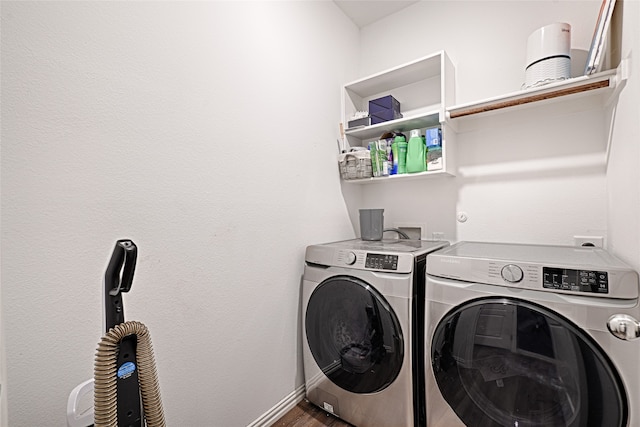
[247,385,306,427]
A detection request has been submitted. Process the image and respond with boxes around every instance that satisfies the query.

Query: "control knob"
[501,264,524,283]
[345,251,357,265]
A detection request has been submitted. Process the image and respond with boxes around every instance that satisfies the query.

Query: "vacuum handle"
[104,240,137,332]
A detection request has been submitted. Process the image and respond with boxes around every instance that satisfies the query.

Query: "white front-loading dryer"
[424,241,640,427]
[303,239,449,427]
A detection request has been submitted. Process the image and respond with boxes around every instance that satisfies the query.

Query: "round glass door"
[305,275,404,394]
[431,297,627,427]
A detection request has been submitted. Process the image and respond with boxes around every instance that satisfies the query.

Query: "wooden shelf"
[447,69,618,120]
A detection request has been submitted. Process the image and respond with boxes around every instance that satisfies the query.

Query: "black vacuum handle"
[103,240,143,426]
[104,239,137,332]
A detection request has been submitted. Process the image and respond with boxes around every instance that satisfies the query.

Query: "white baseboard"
[247,385,306,427]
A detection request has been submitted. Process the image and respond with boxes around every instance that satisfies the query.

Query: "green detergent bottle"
[406,129,426,173]
[393,133,407,174]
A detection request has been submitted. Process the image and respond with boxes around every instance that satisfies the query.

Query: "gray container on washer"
[359,209,384,241]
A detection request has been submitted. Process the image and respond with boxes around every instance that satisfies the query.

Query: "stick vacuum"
[103,239,142,426]
[67,240,165,427]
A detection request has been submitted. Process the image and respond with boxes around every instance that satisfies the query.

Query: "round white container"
[524,22,571,88]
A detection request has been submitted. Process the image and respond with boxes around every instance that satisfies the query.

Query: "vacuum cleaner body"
[103,240,142,426]
[67,239,165,427]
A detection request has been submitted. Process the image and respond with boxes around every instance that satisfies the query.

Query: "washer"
[424,241,640,427]
[303,238,449,427]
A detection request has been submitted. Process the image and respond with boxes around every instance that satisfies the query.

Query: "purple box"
[369,95,400,115]
[370,109,403,124]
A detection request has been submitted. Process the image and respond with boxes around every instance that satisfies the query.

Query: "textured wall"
[606,0,640,271]
[0,2,358,425]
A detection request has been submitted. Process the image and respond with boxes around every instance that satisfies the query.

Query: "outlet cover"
[431,232,445,241]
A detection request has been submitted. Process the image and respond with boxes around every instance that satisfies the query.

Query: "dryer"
[424,241,640,427]
[303,239,449,427]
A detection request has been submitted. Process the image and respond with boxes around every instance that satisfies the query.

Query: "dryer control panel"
[336,250,409,272]
[543,267,609,294]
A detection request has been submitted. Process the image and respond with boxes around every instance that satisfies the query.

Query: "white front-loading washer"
[303,238,449,427]
[424,241,640,427]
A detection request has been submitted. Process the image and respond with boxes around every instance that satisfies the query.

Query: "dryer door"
[431,297,627,427]
[305,275,404,394]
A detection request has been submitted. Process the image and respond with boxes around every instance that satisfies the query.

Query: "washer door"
[431,297,627,427]
[305,275,404,394]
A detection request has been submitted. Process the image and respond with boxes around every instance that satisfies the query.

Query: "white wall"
[607,0,640,270]
[0,281,6,426]
[352,1,638,254]
[0,2,359,425]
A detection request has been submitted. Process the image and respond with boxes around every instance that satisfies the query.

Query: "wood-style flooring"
[272,398,353,427]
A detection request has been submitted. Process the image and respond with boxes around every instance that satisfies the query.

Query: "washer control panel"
[543,267,609,294]
[436,259,614,295]
[426,242,638,299]
[365,253,398,271]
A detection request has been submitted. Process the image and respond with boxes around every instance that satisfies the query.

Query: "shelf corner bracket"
[605,57,630,106]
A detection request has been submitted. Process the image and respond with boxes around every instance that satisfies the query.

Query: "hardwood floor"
[272,398,353,427]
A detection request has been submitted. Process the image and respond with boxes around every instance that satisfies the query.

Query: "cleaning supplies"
[393,132,407,174]
[368,140,389,177]
[386,138,393,175]
[426,126,443,170]
[391,139,399,175]
[406,129,426,173]
[368,141,379,176]
[378,140,390,176]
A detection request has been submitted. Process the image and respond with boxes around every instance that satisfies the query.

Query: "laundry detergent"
[405,129,426,173]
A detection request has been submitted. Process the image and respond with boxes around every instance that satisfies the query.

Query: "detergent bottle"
[393,132,407,174]
[405,129,426,173]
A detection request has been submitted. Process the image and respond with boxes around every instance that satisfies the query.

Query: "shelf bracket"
[605,57,629,106]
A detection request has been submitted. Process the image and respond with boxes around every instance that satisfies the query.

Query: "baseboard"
[247,385,306,427]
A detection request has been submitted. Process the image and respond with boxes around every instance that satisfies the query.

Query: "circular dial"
[501,264,524,283]
[345,251,357,265]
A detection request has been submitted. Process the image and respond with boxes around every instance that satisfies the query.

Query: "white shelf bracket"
[605,56,630,106]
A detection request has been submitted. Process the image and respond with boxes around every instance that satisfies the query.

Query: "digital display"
[365,253,398,270]
[543,267,608,293]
